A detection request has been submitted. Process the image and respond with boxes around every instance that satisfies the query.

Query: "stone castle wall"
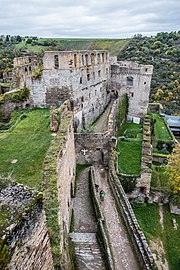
[75,133,110,165]
[111,60,153,118]
[42,101,76,269]
[12,56,40,89]
[42,51,111,130]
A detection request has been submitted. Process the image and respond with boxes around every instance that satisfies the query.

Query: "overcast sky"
[0,0,179,38]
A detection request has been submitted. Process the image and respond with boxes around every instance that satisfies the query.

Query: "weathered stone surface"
[111,60,153,119]
[0,183,54,270]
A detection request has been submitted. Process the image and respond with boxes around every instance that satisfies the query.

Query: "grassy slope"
[15,38,130,55]
[15,43,46,52]
[132,203,162,242]
[0,109,51,190]
[152,113,172,141]
[163,205,180,270]
[133,203,180,270]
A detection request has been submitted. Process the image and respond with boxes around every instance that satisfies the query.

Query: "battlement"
[43,50,109,70]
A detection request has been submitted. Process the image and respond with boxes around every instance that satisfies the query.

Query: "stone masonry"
[9,51,153,130]
[111,59,153,119]
[0,182,54,270]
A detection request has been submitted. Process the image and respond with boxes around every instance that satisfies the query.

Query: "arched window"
[85,54,88,66]
[127,76,133,86]
[82,55,84,65]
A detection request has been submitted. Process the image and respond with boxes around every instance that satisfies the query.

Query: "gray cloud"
[0,0,179,37]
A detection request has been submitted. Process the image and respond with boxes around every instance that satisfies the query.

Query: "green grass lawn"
[152,113,172,141]
[0,109,51,190]
[133,203,180,270]
[116,122,142,137]
[132,203,162,242]
[116,122,142,175]
[163,205,180,270]
[117,140,142,175]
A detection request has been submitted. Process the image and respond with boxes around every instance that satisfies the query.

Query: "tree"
[16,35,22,42]
[165,144,180,194]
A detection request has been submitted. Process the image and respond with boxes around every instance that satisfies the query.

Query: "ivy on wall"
[116,93,129,128]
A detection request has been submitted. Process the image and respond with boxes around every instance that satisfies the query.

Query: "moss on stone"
[42,102,73,269]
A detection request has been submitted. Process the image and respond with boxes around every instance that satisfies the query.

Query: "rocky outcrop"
[0,182,54,270]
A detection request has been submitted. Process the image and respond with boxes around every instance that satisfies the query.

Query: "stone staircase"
[70,232,106,270]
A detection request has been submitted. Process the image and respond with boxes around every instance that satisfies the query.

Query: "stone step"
[70,232,97,243]
[70,232,106,270]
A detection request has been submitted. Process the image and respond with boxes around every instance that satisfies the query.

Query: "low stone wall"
[89,167,115,270]
[108,156,155,270]
[0,182,54,270]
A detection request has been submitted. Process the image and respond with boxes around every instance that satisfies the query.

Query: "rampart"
[42,100,76,269]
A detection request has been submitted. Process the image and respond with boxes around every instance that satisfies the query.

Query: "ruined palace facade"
[7,51,153,129]
[25,50,111,130]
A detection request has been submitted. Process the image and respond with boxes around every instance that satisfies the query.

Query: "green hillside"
[15,38,130,55]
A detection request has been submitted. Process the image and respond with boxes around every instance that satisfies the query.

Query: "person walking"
[99,190,105,201]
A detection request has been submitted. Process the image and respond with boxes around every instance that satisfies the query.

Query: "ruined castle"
[10,50,153,129]
[0,50,154,270]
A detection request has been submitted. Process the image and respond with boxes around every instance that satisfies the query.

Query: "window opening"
[127,76,133,86]
[74,54,77,68]
[54,55,59,69]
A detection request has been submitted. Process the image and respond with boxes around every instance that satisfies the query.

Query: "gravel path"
[94,167,140,270]
[93,99,114,133]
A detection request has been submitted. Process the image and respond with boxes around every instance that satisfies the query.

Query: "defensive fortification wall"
[42,100,76,269]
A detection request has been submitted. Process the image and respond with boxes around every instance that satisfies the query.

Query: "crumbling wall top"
[0,181,42,239]
[43,50,109,70]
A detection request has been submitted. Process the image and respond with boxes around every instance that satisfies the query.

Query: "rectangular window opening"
[54,55,59,69]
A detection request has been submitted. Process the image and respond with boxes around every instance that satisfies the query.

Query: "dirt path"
[93,99,114,133]
[94,166,140,270]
